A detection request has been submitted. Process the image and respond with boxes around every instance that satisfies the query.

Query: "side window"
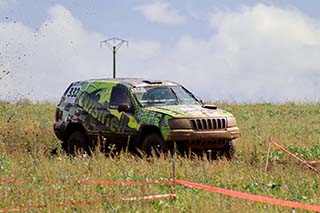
[109,84,132,109]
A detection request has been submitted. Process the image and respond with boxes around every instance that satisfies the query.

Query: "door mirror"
[118,103,131,112]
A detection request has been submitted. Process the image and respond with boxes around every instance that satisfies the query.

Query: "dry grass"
[0,102,319,212]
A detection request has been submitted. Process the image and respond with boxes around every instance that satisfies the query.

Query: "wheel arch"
[139,125,163,145]
[65,123,88,141]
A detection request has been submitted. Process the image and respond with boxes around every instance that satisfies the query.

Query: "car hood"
[144,105,233,118]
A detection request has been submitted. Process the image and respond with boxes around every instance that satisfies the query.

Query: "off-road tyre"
[141,133,168,158]
[62,131,91,155]
[222,140,235,160]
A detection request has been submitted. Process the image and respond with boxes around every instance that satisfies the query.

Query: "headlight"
[227,116,237,127]
[168,119,192,129]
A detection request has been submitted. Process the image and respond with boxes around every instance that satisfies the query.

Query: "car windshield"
[132,86,200,107]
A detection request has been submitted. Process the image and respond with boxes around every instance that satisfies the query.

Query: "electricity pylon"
[100,37,128,79]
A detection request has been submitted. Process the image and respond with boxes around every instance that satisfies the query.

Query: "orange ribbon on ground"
[269,137,318,172]
[175,179,320,212]
[0,193,176,212]
[1,178,320,212]
[1,137,320,212]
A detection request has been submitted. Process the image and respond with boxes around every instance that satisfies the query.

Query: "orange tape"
[309,160,320,164]
[176,179,320,212]
[63,192,176,201]
[0,178,173,186]
[269,137,318,172]
[1,178,320,212]
[120,193,176,201]
[0,178,23,184]
[0,200,109,212]
[77,179,174,186]
[2,141,320,213]
[0,193,176,212]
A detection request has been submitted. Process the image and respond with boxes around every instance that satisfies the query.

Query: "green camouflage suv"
[53,78,240,159]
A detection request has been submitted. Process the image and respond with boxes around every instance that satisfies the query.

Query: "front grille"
[190,118,227,131]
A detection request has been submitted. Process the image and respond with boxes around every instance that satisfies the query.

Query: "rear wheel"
[222,140,235,160]
[141,133,167,158]
[62,131,91,155]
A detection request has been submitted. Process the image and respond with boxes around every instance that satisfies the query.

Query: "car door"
[108,84,139,143]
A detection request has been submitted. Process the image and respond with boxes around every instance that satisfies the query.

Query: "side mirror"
[118,103,131,113]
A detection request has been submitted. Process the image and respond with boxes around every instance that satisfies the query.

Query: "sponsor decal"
[78,89,132,134]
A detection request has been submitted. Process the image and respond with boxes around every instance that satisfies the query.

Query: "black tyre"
[222,140,235,160]
[141,133,167,157]
[63,131,91,155]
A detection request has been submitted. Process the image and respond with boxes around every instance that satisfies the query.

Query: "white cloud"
[0,5,109,101]
[129,3,320,102]
[203,4,320,102]
[124,4,320,102]
[0,5,163,101]
[0,0,15,9]
[134,1,186,25]
[1,4,320,102]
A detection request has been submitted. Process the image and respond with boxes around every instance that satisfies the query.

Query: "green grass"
[0,102,319,212]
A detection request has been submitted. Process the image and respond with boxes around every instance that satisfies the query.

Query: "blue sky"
[3,0,320,42]
[1,0,320,102]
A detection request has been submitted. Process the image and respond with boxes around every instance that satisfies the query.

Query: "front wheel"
[62,131,91,155]
[222,140,235,160]
[141,133,167,158]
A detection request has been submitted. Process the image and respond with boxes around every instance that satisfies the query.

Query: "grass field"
[0,102,319,212]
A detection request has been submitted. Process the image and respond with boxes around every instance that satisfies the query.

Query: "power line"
[100,37,128,79]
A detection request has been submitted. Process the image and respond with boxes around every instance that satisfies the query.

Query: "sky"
[1,0,320,103]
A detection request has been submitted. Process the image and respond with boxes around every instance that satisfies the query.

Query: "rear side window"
[109,84,132,109]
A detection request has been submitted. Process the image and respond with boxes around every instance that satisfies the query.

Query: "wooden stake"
[172,142,176,196]
[265,141,271,172]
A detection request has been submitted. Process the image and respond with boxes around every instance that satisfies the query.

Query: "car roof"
[80,78,179,87]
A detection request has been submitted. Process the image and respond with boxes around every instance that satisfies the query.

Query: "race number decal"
[65,85,81,103]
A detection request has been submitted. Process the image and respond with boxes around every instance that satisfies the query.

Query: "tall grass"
[0,102,319,212]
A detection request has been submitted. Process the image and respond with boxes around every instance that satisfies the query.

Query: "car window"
[171,86,199,105]
[132,86,200,107]
[109,84,132,109]
[142,87,176,103]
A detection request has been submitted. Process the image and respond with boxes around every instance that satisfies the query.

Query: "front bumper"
[167,126,240,141]
[166,126,240,150]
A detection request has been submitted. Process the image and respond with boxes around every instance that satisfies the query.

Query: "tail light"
[55,108,61,122]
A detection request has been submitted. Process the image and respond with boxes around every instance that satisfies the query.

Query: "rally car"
[53,78,240,159]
